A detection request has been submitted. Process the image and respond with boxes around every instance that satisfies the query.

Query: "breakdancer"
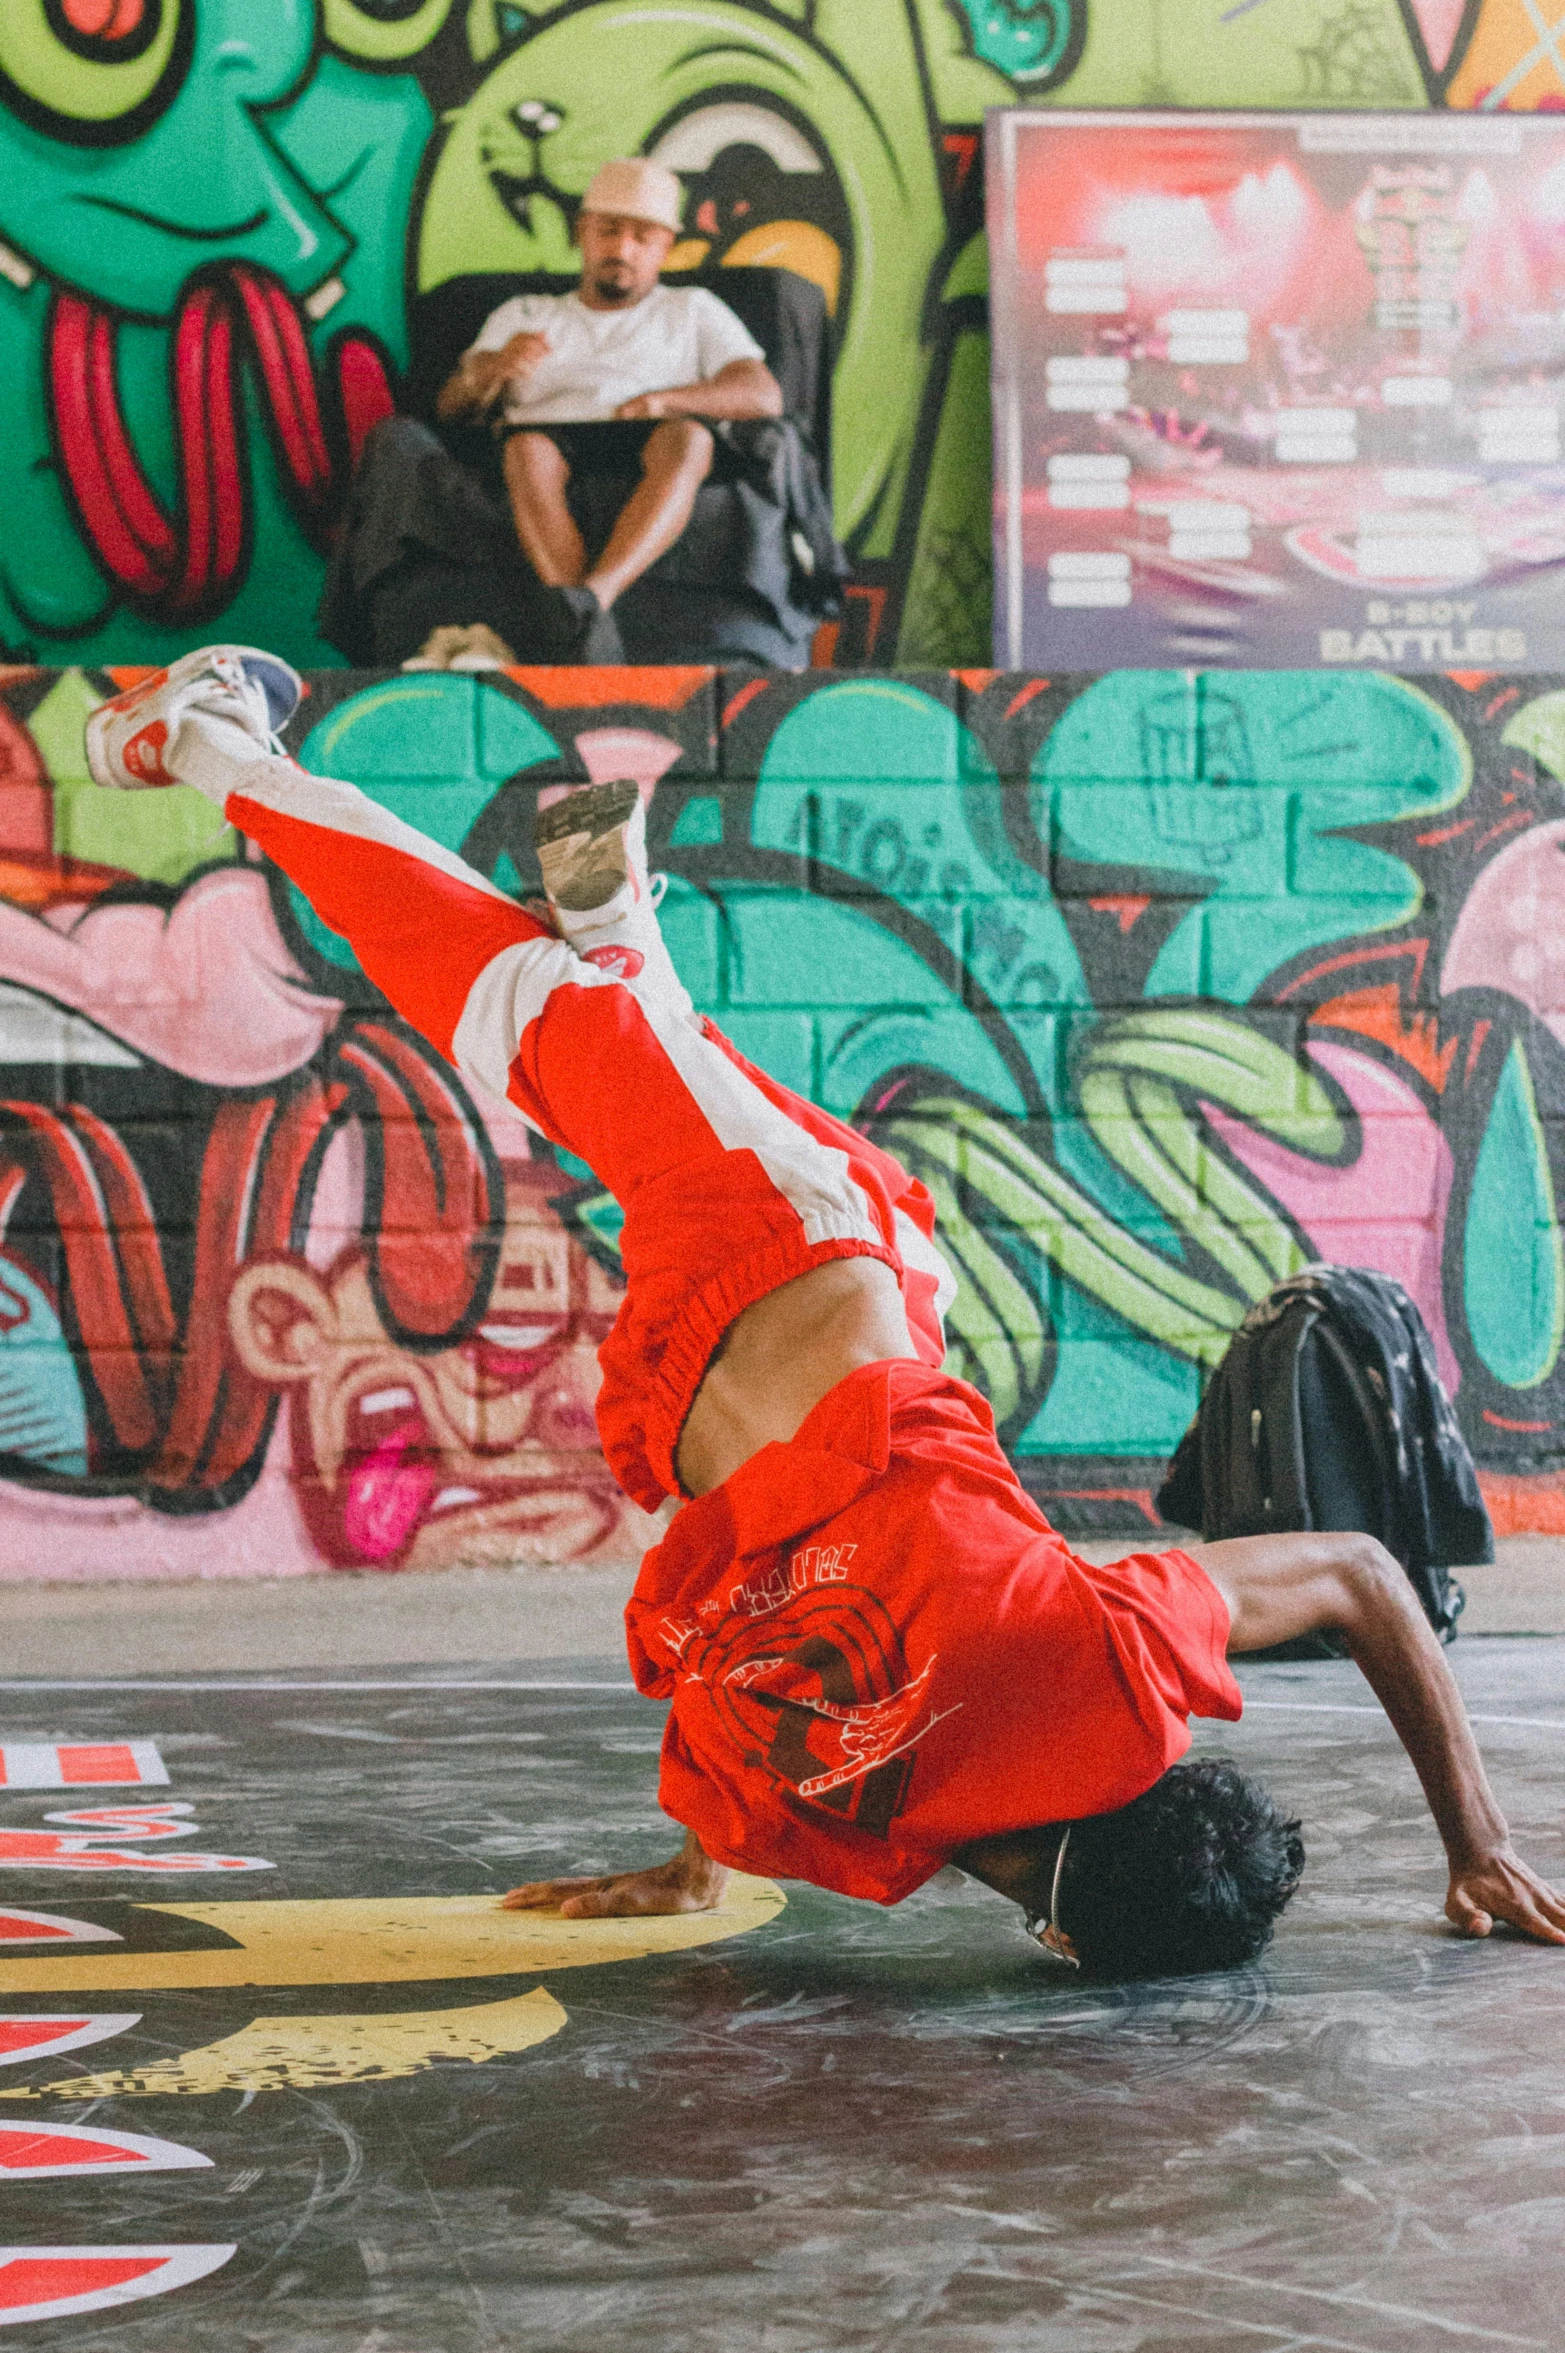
[87,648,1565,1976]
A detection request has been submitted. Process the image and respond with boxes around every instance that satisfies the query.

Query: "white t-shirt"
[468,284,765,425]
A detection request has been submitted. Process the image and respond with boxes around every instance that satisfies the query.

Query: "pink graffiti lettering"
[0,868,341,1089]
[342,1421,439,1566]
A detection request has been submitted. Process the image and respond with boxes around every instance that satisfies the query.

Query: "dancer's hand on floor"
[1446,1846,1565,1943]
[501,1830,729,1918]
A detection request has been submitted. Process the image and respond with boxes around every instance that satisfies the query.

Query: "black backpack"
[1157,1265,1491,1643]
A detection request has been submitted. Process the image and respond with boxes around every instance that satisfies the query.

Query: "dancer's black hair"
[1050,1758,1305,1978]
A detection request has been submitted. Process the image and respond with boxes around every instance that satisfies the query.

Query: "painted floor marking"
[0,2246,235,2326]
[21,1987,570,2099]
[0,1742,167,1788]
[0,1805,273,1876]
[0,1883,787,1996]
[0,1913,121,1949]
[0,2016,139,2067]
[0,2120,210,2180]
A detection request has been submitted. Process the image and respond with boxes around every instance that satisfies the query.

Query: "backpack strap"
[1252,1301,1317,1534]
[1304,1316,1398,1552]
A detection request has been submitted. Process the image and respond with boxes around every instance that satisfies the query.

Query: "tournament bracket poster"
[988,110,1565,671]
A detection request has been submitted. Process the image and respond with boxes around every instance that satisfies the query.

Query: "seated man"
[87,647,1565,1979]
[435,157,782,662]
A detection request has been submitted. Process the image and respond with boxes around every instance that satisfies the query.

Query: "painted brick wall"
[0,660,1560,1579]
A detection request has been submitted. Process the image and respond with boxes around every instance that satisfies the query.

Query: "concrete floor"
[0,1647,1562,2349]
[0,1538,1559,1677]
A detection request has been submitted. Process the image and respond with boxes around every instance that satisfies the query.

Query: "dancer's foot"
[85,645,300,801]
[534,780,693,1016]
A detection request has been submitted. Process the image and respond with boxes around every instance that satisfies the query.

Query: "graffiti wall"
[3,656,1565,1578]
[6,1,1565,677]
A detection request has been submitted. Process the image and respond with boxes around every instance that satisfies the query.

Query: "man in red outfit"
[86,647,1565,1976]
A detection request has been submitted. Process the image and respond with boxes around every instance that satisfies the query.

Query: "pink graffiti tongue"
[342,1420,439,1567]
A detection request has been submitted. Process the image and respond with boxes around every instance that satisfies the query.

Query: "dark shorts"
[504,421,656,476]
[504,419,741,482]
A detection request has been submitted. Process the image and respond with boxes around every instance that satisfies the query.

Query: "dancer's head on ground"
[959,1758,1305,1978]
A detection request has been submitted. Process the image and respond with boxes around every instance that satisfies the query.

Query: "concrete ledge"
[1450,1541,1565,1635]
[1071,1535,1565,1636]
[0,1537,1559,1678]
[0,1562,639,1676]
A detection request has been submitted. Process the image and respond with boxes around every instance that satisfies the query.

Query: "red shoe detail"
[121,721,178,787]
[104,667,170,717]
[582,943,645,981]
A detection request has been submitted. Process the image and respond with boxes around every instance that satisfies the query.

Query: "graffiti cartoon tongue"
[343,1419,441,1568]
[47,266,392,622]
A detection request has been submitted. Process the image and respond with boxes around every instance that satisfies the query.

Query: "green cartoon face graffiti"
[0,0,458,314]
[2,0,327,314]
[0,0,447,659]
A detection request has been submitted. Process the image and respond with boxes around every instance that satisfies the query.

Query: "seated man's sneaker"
[534,780,694,1020]
[541,583,625,666]
[85,645,301,798]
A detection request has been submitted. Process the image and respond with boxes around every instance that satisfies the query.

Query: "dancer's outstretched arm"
[1192,1532,1565,1944]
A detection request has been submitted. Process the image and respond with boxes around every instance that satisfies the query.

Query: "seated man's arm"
[500,1824,728,1917]
[437,332,552,422]
[617,357,784,423]
[1193,1532,1565,1945]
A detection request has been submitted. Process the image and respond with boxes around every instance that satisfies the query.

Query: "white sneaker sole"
[535,780,645,914]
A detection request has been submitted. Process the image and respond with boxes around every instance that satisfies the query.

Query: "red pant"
[224,754,952,1507]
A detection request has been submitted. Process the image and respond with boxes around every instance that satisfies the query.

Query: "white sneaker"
[534,780,693,1016]
[84,645,302,791]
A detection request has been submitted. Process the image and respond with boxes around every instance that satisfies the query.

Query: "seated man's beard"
[590,262,638,304]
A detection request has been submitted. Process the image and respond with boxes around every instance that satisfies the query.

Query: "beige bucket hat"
[579,157,685,235]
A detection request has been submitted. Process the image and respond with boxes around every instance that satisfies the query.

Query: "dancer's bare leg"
[584,419,714,609]
[502,430,587,586]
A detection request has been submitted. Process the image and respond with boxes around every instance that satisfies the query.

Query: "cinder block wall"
[0,662,1559,1581]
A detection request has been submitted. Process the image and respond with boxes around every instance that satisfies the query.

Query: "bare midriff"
[674,1256,919,1497]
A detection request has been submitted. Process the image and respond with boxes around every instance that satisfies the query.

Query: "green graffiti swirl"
[879,1008,1343,1432]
